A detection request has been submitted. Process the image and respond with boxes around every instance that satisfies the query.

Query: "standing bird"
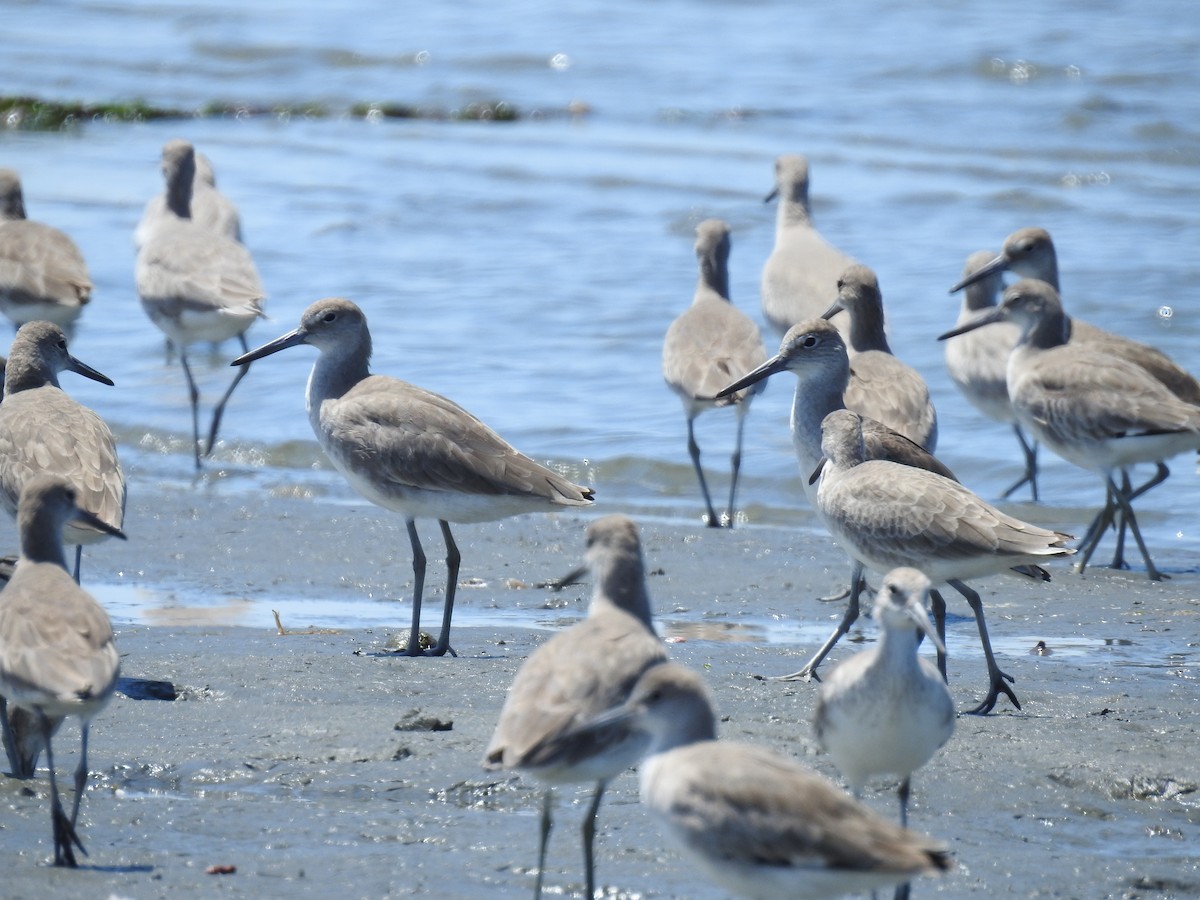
[814,409,1074,713]
[0,169,93,332]
[0,474,124,867]
[483,515,667,898]
[135,139,266,468]
[232,297,595,656]
[944,250,1040,500]
[760,154,857,340]
[662,219,767,527]
[940,279,1200,581]
[567,662,953,899]
[949,226,1200,563]
[814,568,955,831]
[0,321,125,584]
[716,319,956,680]
[822,264,937,452]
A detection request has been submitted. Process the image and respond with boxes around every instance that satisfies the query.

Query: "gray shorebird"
[950,226,1200,565]
[944,250,1039,500]
[760,154,857,340]
[662,219,767,527]
[0,321,125,584]
[0,169,92,332]
[814,567,955,831]
[483,515,666,898]
[135,139,266,468]
[940,279,1200,581]
[813,409,1074,713]
[567,662,953,899]
[822,264,937,452]
[0,475,124,866]
[232,297,595,656]
[717,319,957,680]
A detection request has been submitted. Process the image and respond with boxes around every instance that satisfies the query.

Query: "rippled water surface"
[3,0,1200,585]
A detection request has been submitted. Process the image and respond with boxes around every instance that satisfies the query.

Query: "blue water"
[3,0,1199,570]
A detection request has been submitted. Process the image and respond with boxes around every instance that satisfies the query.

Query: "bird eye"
[802,335,818,348]
[322,311,337,323]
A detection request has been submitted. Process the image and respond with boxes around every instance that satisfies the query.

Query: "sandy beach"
[1,479,1198,899]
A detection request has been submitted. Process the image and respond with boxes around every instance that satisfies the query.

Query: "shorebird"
[760,154,857,340]
[232,297,595,656]
[662,218,767,527]
[814,567,955,832]
[716,319,957,679]
[135,139,266,468]
[134,150,242,250]
[483,515,667,898]
[940,279,1200,581]
[0,474,124,867]
[0,321,125,584]
[814,409,1074,713]
[949,226,1200,564]
[822,264,937,451]
[0,168,93,332]
[944,250,1040,500]
[567,662,952,899]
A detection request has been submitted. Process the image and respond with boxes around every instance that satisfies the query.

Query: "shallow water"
[3,0,1200,611]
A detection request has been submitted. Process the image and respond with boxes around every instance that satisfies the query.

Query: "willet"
[950,228,1200,568]
[0,474,125,867]
[716,319,957,680]
[568,662,952,899]
[135,139,266,468]
[949,227,1200,402]
[760,154,857,340]
[944,250,1040,500]
[483,515,667,898]
[814,567,954,833]
[940,279,1200,581]
[814,409,1074,713]
[0,321,125,584]
[822,264,937,451]
[662,218,767,527]
[0,168,93,332]
[134,150,243,250]
[232,297,595,656]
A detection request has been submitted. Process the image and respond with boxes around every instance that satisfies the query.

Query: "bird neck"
[3,352,59,395]
[18,513,70,570]
[1021,310,1070,350]
[165,174,194,220]
[696,258,730,302]
[846,306,891,354]
[778,189,814,230]
[591,563,654,629]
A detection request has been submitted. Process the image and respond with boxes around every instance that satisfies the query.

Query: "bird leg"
[427,520,459,658]
[70,724,89,827]
[1106,475,1164,581]
[774,560,865,681]
[204,334,253,458]
[40,712,84,867]
[1001,424,1039,502]
[581,780,607,900]
[686,418,721,528]
[929,590,948,681]
[948,579,1020,714]
[535,789,553,898]
[725,410,749,529]
[178,350,204,470]
[1,696,25,777]
[403,518,427,657]
[1110,463,1169,571]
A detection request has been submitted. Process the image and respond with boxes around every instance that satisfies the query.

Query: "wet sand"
[1,479,1199,898]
